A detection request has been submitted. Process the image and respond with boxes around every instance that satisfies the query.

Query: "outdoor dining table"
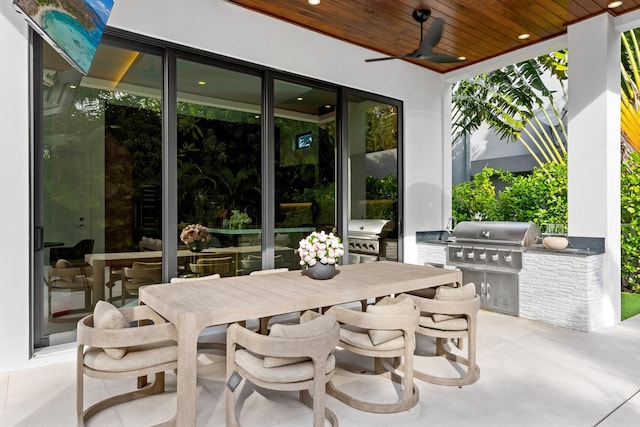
[139,260,461,426]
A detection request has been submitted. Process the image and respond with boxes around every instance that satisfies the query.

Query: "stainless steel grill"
[348,219,396,263]
[446,221,541,315]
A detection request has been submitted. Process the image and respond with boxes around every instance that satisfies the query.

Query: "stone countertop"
[417,231,605,256]
[525,236,605,256]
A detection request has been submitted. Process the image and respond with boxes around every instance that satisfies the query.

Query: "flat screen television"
[13,0,114,75]
[296,132,312,149]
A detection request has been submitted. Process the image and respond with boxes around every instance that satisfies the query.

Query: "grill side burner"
[348,219,396,263]
[446,221,541,315]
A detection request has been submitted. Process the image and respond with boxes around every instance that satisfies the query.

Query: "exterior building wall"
[0,0,448,373]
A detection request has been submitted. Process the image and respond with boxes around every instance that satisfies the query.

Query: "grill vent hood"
[451,221,541,246]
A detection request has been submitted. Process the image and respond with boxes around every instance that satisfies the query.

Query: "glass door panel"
[274,80,337,271]
[176,59,262,276]
[39,41,162,345]
[348,95,399,263]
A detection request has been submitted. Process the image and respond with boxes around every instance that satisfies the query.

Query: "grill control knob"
[491,254,499,262]
[504,254,513,263]
[467,251,475,259]
[479,252,486,260]
[456,250,463,258]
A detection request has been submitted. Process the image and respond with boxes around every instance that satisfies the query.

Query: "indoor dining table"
[85,246,294,304]
[139,260,461,426]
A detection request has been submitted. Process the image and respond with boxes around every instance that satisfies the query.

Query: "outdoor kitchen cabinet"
[461,269,518,315]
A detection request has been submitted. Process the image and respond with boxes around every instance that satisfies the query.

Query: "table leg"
[91,260,106,305]
[176,321,200,427]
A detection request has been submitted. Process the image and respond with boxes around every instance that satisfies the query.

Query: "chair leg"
[81,372,169,425]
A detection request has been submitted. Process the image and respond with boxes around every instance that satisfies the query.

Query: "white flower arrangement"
[297,231,345,267]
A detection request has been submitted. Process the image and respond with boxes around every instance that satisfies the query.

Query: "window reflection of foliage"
[176,103,261,225]
[365,173,397,219]
[366,105,397,152]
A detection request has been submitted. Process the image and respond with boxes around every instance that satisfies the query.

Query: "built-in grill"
[447,221,541,315]
[347,219,396,263]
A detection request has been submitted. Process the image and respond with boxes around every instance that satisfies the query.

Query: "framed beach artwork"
[13,0,114,75]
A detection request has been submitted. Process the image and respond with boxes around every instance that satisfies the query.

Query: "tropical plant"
[621,28,640,158]
[451,162,568,229]
[451,50,568,168]
[451,167,499,221]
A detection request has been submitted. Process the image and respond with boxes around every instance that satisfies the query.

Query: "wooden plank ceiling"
[228,0,640,73]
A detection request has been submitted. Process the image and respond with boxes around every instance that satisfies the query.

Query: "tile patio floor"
[2,309,640,426]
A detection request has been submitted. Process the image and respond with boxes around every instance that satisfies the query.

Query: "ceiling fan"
[365,9,463,64]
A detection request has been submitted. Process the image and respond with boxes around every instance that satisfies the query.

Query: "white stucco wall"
[0,0,447,372]
[0,1,32,373]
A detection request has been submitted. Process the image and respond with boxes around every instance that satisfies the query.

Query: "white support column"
[567,14,621,326]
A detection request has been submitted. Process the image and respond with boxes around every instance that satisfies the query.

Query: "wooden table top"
[140,261,460,328]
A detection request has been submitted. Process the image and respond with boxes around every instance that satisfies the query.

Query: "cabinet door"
[459,269,486,304]
[485,272,518,315]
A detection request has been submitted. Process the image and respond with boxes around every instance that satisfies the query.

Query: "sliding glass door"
[36,40,162,346]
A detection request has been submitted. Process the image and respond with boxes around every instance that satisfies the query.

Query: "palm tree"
[451,50,568,167]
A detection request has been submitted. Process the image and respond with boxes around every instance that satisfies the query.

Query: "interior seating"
[121,261,162,306]
[190,256,233,277]
[49,239,94,267]
[76,301,177,426]
[47,259,93,321]
[226,310,340,427]
[403,282,481,386]
[326,294,420,413]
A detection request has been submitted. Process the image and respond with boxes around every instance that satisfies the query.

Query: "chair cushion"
[54,259,75,282]
[83,341,177,372]
[340,327,405,351]
[432,282,476,322]
[366,296,414,345]
[263,311,336,368]
[237,349,335,383]
[93,301,128,359]
[406,287,437,299]
[419,315,469,331]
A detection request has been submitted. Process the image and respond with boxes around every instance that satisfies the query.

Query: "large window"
[33,30,402,348]
[176,58,262,277]
[273,79,337,272]
[39,40,162,345]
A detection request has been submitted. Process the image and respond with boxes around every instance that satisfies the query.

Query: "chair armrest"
[403,293,481,316]
[327,305,419,333]
[227,322,339,360]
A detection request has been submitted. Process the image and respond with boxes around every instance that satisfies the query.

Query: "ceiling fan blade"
[420,17,445,51]
[424,53,464,63]
[364,54,411,63]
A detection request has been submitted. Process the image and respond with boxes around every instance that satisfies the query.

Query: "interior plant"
[180,223,212,252]
[228,209,252,228]
[297,231,344,267]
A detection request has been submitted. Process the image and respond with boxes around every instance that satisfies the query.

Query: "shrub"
[622,151,640,291]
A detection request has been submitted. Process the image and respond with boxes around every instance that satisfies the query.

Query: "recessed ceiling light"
[458,56,467,61]
[254,115,260,119]
[308,0,320,5]
[198,81,206,85]
[69,85,77,89]
[324,104,332,108]
[518,33,530,40]
[297,97,304,101]
[608,1,623,8]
